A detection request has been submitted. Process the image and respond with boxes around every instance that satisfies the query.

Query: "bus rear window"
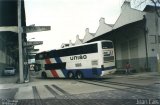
[102,42,113,49]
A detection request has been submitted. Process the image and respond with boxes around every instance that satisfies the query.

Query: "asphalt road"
[0,72,159,105]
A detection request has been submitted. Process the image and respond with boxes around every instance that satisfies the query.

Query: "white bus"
[35,40,116,79]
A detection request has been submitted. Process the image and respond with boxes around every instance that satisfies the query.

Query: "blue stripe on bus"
[67,68,102,78]
[81,69,102,78]
[102,66,116,71]
[82,69,101,78]
[52,50,68,76]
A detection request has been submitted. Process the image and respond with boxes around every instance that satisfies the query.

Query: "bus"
[34,40,116,79]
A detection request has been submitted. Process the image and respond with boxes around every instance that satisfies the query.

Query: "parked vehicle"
[2,67,16,76]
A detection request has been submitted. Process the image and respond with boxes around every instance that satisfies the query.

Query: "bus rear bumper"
[101,69,116,76]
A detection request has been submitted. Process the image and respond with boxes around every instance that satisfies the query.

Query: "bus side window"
[34,64,41,72]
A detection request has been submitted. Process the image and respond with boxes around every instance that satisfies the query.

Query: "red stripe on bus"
[45,59,51,64]
[51,70,59,78]
[45,59,59,78]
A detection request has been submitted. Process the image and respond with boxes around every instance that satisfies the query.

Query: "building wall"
[99,2,159,72]
[75,35,83,45]
[0,1,17,74]
[110,1,147,71]
[115,25,147,71]
[113,1,145,29]
[115,11,160,72]
[83,28,95,43]
[0,0,26,75]
[95,18,112,37]
[145,12,160,72]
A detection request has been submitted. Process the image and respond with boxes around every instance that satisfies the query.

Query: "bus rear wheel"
[67,71,74,79]
[41,72,47,79]
[76,71,83,79]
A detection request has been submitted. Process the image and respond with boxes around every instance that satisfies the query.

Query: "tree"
[132,0,160,17]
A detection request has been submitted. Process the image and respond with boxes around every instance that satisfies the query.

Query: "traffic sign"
[23,26,51,33]
[28,52,37,55]
[0,26,51,33]
[27,41,43,46]
[28,55,35,59]
[26,46,34,50]
[28,49,39,52]
[28,53,36,55]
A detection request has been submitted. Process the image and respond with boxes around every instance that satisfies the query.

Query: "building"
[82,28,95,43]
[64,1,160,72]
[75,35,83,45]
[0,0,27,75]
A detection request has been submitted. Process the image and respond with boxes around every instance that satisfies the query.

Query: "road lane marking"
[35,85,55,99]
[44,85,59,96]
[32,86,40,99]
[52,84,70,95]
[32,86,45,105]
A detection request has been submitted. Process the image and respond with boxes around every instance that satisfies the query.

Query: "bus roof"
[37,40,112,54]
[58,40,112,50]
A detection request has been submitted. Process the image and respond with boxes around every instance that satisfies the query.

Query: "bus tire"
[76,71,83,79]
[67,71,74,79]
[41,72,47,79]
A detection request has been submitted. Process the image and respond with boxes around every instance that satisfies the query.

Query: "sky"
[25,0,125,51]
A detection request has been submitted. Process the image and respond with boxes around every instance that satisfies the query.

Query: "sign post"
[17,0,51,83]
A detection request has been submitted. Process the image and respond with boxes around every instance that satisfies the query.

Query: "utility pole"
[154,11,160,73]
[18,0,24,83]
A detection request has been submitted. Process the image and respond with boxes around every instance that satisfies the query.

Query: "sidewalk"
[0,74,18,84]
[105,71,160,80]
[114,70,160,76]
